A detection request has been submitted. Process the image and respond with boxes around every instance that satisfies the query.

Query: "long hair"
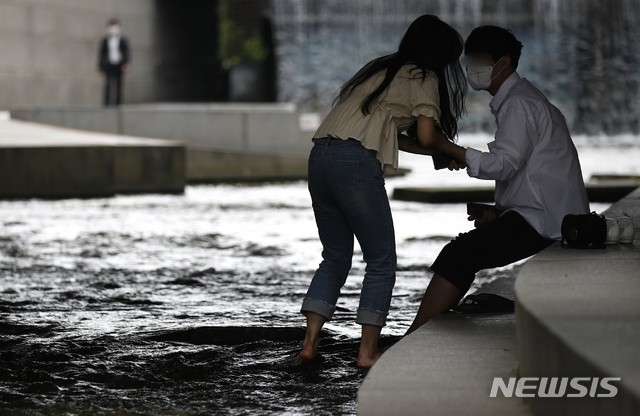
[336,15,467,141]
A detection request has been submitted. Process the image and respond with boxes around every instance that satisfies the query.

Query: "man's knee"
[431,238,479,296]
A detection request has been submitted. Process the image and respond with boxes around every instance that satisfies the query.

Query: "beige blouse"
[313,64,441,174]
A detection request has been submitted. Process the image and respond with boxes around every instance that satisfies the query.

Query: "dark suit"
[98,36,130,106]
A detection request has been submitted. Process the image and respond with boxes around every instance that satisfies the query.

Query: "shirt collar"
[490,71,521,113]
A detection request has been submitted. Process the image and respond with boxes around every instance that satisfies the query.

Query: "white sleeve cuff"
[465,147,483,177]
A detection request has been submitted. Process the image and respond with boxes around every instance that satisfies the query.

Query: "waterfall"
[270,0,640,135]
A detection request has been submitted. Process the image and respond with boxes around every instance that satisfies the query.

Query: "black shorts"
[430,210,554,297]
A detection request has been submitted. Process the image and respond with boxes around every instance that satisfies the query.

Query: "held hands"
[448,159,467,171]
[430,127,467,170]
[403,116,468,167]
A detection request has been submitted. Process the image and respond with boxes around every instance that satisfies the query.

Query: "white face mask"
[466,57,505,91]
[107,25,121,37]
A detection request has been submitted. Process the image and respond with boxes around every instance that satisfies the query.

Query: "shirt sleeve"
[466,105,536,181]
[410,74,441,122]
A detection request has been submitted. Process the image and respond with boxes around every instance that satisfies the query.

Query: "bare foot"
[297,337,319,362]
[357,349,383,368]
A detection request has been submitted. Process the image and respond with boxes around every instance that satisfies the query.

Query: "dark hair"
[336,14,467,141]
[464,25,523,70]
[107,18,121,26]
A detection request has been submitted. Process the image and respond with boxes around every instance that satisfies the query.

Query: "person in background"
[98,18,130,106]
[298,14,467,367]
[405,25,589,335]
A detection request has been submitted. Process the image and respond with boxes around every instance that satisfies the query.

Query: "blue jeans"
[301,137,396,327]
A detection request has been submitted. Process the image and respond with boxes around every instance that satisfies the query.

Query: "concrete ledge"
[515,186,640,415]
[393,184,639,204]
[358,313,533,416]
[187,149,308,182]
[10,108,121,135]
[358,274,534,416]
[359,186,640,415]
[0,119,185,198]
[1,146,115,198]
[393,186,495,203]
[11,104,314,182]
[114,146,186,194]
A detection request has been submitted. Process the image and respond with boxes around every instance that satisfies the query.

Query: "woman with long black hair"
[298,14,467,367]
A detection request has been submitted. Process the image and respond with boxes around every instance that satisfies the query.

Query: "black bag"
[561,212,607,249]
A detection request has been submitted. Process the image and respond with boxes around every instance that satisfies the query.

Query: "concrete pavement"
[358,275,533,416]
[359,187,640,415]
[516,187,640,415]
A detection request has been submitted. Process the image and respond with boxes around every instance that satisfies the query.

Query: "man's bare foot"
[297,337,319,362]
[357,349,383,368]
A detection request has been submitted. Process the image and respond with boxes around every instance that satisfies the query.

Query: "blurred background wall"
[1,0,639,135]
[0,0,247,108]
[0,0,161,108]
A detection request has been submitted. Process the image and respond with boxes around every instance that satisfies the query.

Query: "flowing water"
[0,134,634,415]
[271,0,640,134]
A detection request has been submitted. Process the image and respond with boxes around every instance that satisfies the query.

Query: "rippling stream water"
[0,136,634,415]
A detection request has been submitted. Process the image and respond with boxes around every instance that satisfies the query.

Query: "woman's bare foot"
[357,324,383,368]
[296,312,326,362]
[357,348,383,368]
[297,336,319,362]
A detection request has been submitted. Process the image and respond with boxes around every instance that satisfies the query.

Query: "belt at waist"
[313,136,360,145]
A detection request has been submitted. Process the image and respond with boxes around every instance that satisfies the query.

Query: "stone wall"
[0,0,162,109]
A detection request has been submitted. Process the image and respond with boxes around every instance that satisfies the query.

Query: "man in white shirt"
[406,25,589,334]
[98,19,131,106]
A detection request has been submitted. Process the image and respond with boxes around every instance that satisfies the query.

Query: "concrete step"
[393,183,639,204]
[515,187,640,416]
[11,104,314,182]
[359,188,640,416]
[0,118,185,198]
[359,277,534,416]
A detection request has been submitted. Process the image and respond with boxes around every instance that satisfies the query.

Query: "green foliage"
[218,0,267,64]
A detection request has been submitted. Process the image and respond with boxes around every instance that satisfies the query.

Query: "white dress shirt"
[465,72,589,240]
[107,35,122,65]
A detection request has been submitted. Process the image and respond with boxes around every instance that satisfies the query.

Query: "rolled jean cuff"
[301,298,335,321]
[356,308,387,327]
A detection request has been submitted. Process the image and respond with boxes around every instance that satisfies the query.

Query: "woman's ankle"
[298,312,326,361]
[299,339,318,361]
[357,347,382,368]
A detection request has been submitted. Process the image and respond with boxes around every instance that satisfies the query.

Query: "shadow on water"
[0,321,401,416]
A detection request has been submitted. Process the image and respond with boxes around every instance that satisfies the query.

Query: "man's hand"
[468,208,497,228]
[122,63,131,74]
[431,134,467,168]
[448,159,467,171]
